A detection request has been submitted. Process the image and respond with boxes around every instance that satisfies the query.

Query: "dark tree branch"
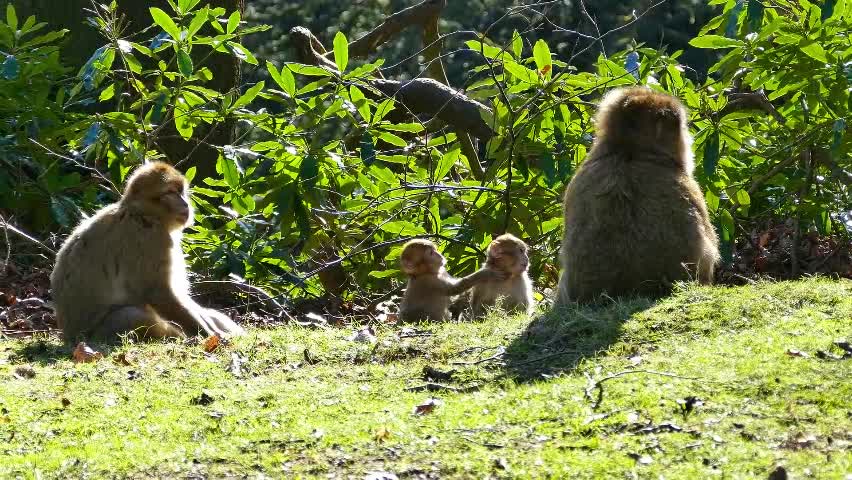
[716,91,786,125]
[349,0,447,59]
[371,78,494,140]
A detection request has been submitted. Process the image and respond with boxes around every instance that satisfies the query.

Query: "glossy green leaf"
[177,49,193,76]
[150,8,181,40]
[532,39,552,77]
[360,132,376,166]
[6,4,16,31]
[232,81,264,109]
[226,10,240,34]
[703,130,720,177]
[299,154,320,189]
[798,39,827,62]
[333,31,348,73]
[689,35,743,49]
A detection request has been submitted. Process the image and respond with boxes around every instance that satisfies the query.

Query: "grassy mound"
[1,278,850,478]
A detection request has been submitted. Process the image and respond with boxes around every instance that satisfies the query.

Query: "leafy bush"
[0,4,90,231]
[3,1,851,304]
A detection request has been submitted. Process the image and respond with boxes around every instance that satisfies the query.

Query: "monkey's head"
[486,234,529,277]
[595,87,693,171]
[122,161,193,231]
[400,239,445,276]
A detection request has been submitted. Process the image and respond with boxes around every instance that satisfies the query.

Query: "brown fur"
[555,87,720,305]
[399,239,503,322]
[51,161,245,341]
[470,234,534,317]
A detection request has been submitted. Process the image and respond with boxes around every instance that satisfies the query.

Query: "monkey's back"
[51,204,174,338]
[559,153,716,303]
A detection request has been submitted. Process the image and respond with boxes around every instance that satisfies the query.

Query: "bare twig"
[450,346,506,365]
[0,216,56,256]
[585,369,701,410]
[348,0,447,59]
[196,279,296,322]
[406,382,480,393]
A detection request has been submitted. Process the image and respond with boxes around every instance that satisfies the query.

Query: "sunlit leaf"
[333,31,349,73]
[532,39,552,78]
[689,35,743,49]
[150,7,181,41]
[6,4,16,31]
[511,30,523,58]
[232,81,264,109]
[798,39,827,62]
[226,10,240,34]
[218,154,240,188]
[177,49,194,76]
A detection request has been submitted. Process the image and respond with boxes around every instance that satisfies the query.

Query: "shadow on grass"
[8,335,133,365]
[503,297,655,382]
[8,336,71,365]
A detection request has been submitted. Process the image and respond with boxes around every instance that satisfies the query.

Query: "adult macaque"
[555,87,720,305]
[470,234,534,317]
[399,239,504,322]
[51,161,245,340]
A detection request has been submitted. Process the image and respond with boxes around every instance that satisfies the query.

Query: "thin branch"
[585,369,701,410]
[0,216,56,256]
[348,0,447,59]
[450,346,506,366]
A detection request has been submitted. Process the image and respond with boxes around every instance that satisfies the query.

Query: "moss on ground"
[1,278,850,478]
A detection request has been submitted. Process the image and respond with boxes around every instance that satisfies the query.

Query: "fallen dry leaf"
[72,342,103,363]
[374,426,392,443]
[413,397,442,415]
[112,351,133,366]
[203,334,221,353]
[785,348,809,358]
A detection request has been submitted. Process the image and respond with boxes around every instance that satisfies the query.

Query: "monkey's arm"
[445,268,504,295]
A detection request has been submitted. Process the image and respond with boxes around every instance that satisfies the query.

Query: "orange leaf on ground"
[72,342,103,363]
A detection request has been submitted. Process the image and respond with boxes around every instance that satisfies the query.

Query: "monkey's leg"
[90,305,186,340]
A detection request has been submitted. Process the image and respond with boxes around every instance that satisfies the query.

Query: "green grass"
[1,278,851,478]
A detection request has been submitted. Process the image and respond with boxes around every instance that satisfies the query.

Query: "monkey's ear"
[401,258,416,273]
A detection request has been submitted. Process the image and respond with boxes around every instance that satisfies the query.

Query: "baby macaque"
[51,161,245,341]
[399,239,504,322]
[470,234,534,318]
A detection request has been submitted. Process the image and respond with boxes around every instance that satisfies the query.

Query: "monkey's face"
[400,242,445,276]
[135,180,192,230]
[487,240,529,277]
